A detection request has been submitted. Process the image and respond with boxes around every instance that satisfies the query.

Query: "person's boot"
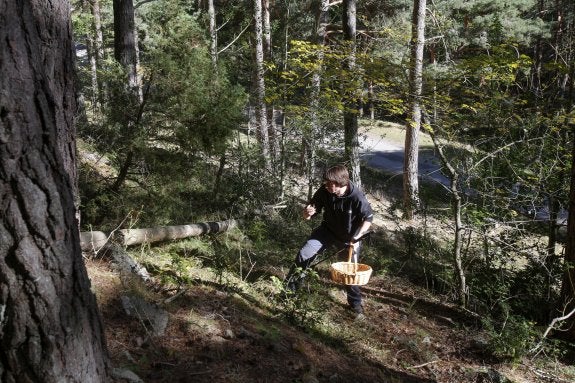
[349,303,365,321]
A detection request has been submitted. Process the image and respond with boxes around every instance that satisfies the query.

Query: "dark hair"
[323,164,349,186]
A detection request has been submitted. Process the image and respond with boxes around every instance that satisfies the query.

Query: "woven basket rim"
[330,262,372,273]
[329,262,373,285]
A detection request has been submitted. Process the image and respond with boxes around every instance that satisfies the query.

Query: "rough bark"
[0,0,110,380]
[113,0,140,94]
[403,0,426,219]
[111,0,142,192]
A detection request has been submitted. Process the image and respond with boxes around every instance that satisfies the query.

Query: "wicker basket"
[329,244,373,286]
[330,262,372,285]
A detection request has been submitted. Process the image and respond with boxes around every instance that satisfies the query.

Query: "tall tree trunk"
[253,0,271,170]
[208,0,218,71]
[82,0,100,111]
[342,0,362,188]
[91,0,105,62]
[559,0,575,339]
[403,0,426,219]
[560,120,575,339]
[262,0,272,58]
[306,0,330,199]
[262,0,280,162]
[111,0,142,191]
[0,0,110,380]
[113,0,140,96]
[91,0,106,103]
[367,81,375,120]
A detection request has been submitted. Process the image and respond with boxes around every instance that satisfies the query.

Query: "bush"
[484,315,538,363]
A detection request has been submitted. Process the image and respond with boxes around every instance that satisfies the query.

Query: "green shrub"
[484,315,538,363]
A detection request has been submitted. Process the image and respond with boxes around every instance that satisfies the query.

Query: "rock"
[120,295,169,336]
[222,329,235,339]
[474,367,513,383]
[111,368,144,383]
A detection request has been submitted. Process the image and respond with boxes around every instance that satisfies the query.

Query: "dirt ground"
[86,252,572,383]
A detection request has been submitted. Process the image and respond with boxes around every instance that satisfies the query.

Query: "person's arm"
[352,220,372,242]
[303,188,324,220]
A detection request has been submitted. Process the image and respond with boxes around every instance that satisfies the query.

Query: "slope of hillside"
[86,212,574,383]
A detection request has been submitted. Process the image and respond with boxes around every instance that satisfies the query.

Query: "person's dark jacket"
[309,182,373,242]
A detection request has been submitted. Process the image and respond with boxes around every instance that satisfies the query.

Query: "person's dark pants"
[286,225,362,309]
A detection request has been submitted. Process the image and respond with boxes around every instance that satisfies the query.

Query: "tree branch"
[530,305,575,355]
[218,21,252,55]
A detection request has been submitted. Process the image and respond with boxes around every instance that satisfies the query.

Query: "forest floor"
[83,121,575,382]
[86,241,573,383]
[86,195,575,383]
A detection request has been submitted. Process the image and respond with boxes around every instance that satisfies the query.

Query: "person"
[286,164,373,316]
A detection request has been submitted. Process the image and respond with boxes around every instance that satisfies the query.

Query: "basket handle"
[347,243,358,274]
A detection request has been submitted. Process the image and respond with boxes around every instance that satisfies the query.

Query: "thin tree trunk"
[263,0,272,58]
[342,0,361,188]
[306,0,330,199]
[91,0,105,62]
[82,0,100,110]
[0,0,110,379]
[253,0,271,170]
[403,0,426,219]
[428,133,467,306]
[208,0,218,71]
[368,81,375,120]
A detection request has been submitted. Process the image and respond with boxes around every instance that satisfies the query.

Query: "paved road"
[359,134,450,186]
[359,133,568,231]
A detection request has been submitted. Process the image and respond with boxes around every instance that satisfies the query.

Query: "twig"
[163,288,189,304]
[407,360,439,369]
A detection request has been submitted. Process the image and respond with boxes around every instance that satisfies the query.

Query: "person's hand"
[303,204,316,220]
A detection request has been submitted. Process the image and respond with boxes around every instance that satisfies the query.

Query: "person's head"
[323,164,349,196]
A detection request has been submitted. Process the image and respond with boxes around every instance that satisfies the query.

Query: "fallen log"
[80,219,239,253]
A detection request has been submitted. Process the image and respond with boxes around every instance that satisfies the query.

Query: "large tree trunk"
[403,0,426,219]
[342,0,362,188]
[0,0,110,380]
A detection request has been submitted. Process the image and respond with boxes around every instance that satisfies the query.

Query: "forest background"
[3,0,575,382]
[73,0,575,380]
